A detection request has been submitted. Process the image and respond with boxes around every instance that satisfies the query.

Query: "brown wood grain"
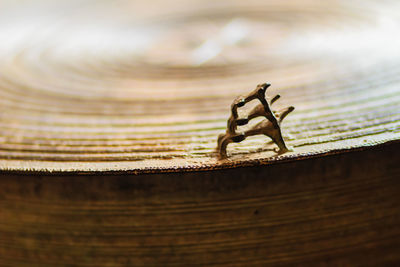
[0,0,399,172]
[0,0,400,265]
[1,141,400,266]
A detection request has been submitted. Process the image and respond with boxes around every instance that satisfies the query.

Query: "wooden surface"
[0,0,399,172]
[1,141,400,266]
[0,0,400,265]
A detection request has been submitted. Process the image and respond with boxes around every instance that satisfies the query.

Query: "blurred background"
[0,0,399,170]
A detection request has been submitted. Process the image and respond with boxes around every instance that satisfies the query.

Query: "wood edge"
[0,139,399,176]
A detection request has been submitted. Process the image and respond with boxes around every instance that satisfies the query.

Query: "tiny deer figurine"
[217,83,294,158]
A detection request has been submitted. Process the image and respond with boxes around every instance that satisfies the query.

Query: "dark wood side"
[0,141,400,266]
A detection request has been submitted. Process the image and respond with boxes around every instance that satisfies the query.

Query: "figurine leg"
[217,135,232,159]
[217,133,245,159]
[265,128,291,154]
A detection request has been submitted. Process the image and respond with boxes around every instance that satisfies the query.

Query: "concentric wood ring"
[0,0,399,172]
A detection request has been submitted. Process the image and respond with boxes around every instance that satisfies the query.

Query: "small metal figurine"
[217,83,294,158]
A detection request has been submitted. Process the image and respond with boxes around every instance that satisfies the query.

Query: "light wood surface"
[0,0,399,172]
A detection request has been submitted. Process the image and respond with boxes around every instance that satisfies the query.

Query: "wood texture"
[0,0,399,172]
[0,0,400,265]
[1,142,400,266]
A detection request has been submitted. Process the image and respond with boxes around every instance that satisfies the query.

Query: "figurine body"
[217,83,294,158]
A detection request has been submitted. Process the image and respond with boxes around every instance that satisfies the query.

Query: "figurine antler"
[217,83,294,159]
